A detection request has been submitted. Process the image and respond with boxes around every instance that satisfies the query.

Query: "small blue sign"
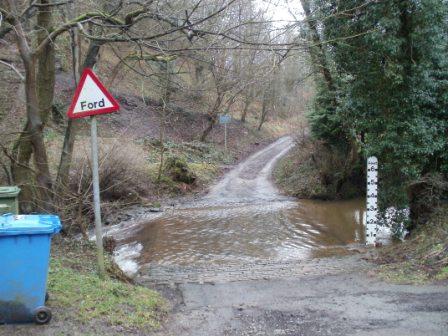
[219,114,231,124]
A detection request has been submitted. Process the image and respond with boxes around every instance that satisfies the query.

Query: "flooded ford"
[116,137,366,271]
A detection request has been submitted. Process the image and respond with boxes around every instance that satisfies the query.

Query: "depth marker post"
[366,156,379,245]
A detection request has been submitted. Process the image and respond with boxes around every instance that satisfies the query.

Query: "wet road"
[151,257,448,336]
[126,136,366,270]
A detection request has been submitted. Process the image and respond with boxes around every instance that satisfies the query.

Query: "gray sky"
[256,0,303,26]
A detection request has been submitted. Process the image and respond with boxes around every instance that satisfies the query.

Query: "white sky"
[256,0,304,26]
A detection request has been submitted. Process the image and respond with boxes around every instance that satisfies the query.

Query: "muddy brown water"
[133,199,365,265]
[124,137,366,268]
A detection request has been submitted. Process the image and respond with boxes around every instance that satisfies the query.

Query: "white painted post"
[90,116,106,277]
[366,156,379,245]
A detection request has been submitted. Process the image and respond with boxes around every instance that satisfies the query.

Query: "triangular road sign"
[67,68,120,119]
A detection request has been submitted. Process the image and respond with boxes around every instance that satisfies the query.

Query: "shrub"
[164,155,196,184]
[71,143,150,201]
[55,142,151,235]
[407,174,448,230]
[275,135,364,199]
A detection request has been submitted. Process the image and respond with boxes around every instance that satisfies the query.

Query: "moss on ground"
[189,162,219,185]
[47,240,167,331]
[377,262,432,285]
[375,206,448,284]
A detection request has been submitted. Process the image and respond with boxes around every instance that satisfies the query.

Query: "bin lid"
[0,186,21,198]
[0,214,61,236]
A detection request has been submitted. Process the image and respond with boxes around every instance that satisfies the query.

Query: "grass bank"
[374,206,448,284]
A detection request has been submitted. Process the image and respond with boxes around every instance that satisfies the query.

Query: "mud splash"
[115,137,366,272]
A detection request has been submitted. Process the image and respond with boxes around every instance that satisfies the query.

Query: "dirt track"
[205,136,294,202]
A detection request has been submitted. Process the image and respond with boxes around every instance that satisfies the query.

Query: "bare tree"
[0,0,318,211]
[0,0,241,209]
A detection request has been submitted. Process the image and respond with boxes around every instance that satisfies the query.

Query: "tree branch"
[0,59,24,81]
[33,12,124,56]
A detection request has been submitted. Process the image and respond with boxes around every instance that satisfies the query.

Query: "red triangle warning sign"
[67,68,120,119]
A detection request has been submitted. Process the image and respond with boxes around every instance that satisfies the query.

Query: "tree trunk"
[36,0,55,123]
[9,0,54,211]
[240,91,252,123]
[157,61,171,182]
[200,94,223,142]
[19,56,53,210]
[200,114,218,142]
[11,122,35,212]
[335,137,359,194]
[257,87,269,131]
[300,0,335,92]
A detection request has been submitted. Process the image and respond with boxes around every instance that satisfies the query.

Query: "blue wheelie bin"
[0,214,61,324]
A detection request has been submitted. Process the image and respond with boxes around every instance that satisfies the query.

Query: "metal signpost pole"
[90,116,106,277]
[224,122,227,151]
